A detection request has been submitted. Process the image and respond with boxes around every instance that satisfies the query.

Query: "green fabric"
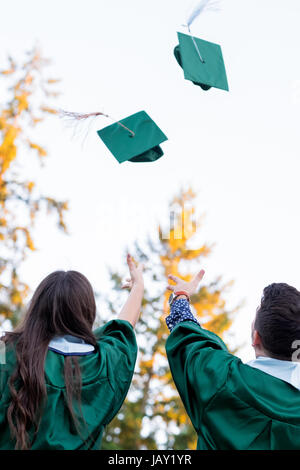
[0,319,137,450]
[129,145,164,163]
[175,32,229,92]
[174,45,211,91]
[166,321,300,450]
[97,110,167,164]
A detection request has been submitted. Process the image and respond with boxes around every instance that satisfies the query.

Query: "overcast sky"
[1,0,300,361]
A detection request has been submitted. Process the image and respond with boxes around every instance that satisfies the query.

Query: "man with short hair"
[165,271,300,450]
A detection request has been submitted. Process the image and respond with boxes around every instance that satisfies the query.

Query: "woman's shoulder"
[93,318,136,343]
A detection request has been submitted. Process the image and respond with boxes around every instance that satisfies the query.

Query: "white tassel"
[59,109,135,141]
[185,0,221,29]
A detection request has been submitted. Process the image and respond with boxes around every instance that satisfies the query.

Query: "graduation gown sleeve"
[165,320,236,433]
[93,319,138,424]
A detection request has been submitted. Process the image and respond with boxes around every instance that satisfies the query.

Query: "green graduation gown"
[166,321,300,450]
[0,319,137,450]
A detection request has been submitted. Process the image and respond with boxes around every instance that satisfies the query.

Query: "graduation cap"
[174,0,229,91]
[97,110,168,164]
[60,109,168,164]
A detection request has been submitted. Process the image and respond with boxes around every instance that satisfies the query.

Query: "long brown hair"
[2,270,97,450]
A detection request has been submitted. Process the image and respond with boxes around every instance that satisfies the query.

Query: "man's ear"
[252,329,262,347]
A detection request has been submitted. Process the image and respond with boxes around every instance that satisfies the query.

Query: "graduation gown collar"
[247,356,300,391]
[48,334,95,356]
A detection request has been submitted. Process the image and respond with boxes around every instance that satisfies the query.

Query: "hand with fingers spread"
[118,254,144,328]
[121,254,144,291]
[167,269,205,299]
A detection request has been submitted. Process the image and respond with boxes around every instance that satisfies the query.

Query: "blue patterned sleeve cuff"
[166,298,201,332]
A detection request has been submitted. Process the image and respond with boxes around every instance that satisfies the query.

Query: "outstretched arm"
[165,268,235,432]
[118,254,144,328]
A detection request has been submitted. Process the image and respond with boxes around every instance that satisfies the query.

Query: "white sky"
[1,0,300,361]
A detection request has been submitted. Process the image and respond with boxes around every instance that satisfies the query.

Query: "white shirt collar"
[247,356,300,391]
[48,335,95,355]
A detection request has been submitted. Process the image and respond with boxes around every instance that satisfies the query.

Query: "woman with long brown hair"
[0,254,143,450]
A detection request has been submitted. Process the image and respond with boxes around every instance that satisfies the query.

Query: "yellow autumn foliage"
[28,141,47,157]
[0,47,68,324]
[27,181,35,192]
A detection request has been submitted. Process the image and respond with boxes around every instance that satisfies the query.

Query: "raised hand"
[118,254,144,327]
[121,254,144,290]
[167,269,205,297]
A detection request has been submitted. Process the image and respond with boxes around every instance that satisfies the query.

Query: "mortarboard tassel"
[183,0,221,64]
[59,109,135,138]
[185,0,221,29]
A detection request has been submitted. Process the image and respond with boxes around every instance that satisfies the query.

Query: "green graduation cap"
[174,31,229,91]
[97,110,168,164]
